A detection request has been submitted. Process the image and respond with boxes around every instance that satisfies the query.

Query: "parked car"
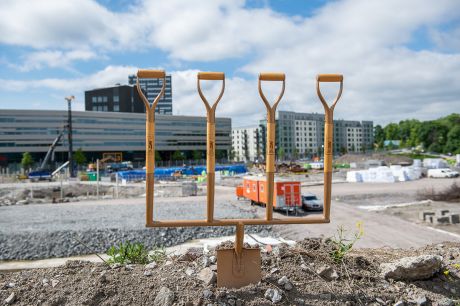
[28,170,52,182]
[427,168,459,178]
[302,193,323,211]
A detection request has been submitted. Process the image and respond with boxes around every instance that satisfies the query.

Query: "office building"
[129,74,172,115]
[231,126,262,162]
[85,85,144,113]
[0,109,231,164]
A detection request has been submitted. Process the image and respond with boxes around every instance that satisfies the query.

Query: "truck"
[238,176,301,213]
[427,168,459,178]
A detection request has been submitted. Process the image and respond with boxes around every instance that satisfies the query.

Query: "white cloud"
[1,0,460,125]
[15,50,99,72]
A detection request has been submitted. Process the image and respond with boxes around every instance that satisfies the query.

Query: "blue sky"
[1,0,460,126]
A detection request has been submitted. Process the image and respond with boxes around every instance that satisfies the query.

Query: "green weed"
[330,221,364,263]
[107,241,165,265]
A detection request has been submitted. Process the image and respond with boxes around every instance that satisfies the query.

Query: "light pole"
[65,96,75,178]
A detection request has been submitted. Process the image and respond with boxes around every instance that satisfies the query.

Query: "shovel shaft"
[206,121,216,222]
[145,112,155,225]
[323,122,333,220]
[235,223,244,257]
[265,121,276,220]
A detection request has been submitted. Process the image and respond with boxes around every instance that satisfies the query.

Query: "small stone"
[42,278,49,286]
[153,287,175,306]
[264,288,282,303]
[270,268,280,274]
[203,256,210,267]
[380,255,442,281]
[164,260,173,266]
[209,264,217,271]
[145,262,157,269]
[294,298,305,305]
[4,292,15,305]
[202,289,213,299]
[6,283,15,288]
[51,279,59,288]
[185,267,195,276]
[415,295,428,306]
[277,276,293,291]
[228,298,236,306]
[99,271,108,283]
[144,270,153,277]
[317,265,339,281]
[376,297,385,305]
[125,264,135,270]
[300,263,308,271]
[394,301,405,306]
[209,256,217,264]
[110,263,122,269]
[438,298,454,306]
[179,247,203,261]
[197,268,217,285]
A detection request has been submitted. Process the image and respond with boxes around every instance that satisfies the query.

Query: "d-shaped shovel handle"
[136,69,167,113]
[316,74,343,120]
[197,72,225,223]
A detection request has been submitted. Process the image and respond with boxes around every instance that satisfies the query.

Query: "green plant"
[21,152,34,171]
[330,222,364,263]
[107,241,165,265]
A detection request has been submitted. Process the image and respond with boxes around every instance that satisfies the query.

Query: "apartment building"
[231,126,262,162]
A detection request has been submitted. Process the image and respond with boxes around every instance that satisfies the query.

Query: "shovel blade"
[216,248,261,288]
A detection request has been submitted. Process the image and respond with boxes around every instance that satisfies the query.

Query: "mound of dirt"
[1,239,459,305]
[335,153,413,166]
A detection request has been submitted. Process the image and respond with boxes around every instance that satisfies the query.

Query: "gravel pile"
[0,226,272,260]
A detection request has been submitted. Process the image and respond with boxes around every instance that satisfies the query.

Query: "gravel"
[0,187,272,260]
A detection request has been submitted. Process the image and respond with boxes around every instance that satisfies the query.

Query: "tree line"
[374,113,460,154]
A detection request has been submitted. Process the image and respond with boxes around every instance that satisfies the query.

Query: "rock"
[144,270,153,277]
[197,268,216,285]
[153,287,175,306]
[6,283,15,288]
[376,297,385,305]
[317,265,339,281]
[185,267,195,276]
[99,271,108,283]
[209,264,217,271]
[209,255,217,264]
[264,288,282,303]
[145,262,157,269]
[270,268,280,274]
[51,279,59,288]
[438,298,454,306]
[4,292,15,305]
[394,301,405,306]
[42,278,49,286]
[294,298,305,305]
[202,256,210,267]
[228,298,236,306]
[179,247,203,261]
[110,263,122,269]
[202,289,213,299]
[125,264,135,270]
[277,276,293,291]
[415,295,428,306]
[380,255,442,280]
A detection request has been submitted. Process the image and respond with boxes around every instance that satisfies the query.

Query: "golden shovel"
[135,69,166,225]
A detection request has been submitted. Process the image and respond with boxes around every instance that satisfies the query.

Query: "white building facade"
[231,126,261,162]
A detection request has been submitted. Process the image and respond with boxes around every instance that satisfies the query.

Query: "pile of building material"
[423,158,449,169]
[346,166,423,183]
[419,209,459,225]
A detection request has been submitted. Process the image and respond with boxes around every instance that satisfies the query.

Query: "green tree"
[192,150,203,160]
[21,152,34,171]
[74,148,87,166]
[445,125,460,154]
[373,125,385,149]
[384,123,400,140]
[172,150,184,161]
[277,147,285,161]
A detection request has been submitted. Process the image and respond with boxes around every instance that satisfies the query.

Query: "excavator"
[28,127,67,182]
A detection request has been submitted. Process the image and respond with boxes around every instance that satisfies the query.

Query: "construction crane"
[29,127,67,181]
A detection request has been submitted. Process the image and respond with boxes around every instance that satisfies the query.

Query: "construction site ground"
[1,176,459,261]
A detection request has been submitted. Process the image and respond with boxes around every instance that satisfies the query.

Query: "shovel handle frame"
[197,72,226,223]
[136,69,166,226]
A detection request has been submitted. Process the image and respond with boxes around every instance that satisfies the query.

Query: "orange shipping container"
[242,177,301,211]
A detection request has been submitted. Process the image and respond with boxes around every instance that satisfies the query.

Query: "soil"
[1,239,459,305]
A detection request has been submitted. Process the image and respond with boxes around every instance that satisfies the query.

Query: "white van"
[427,168,459,178]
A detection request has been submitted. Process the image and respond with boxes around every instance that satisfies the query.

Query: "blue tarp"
[117,164,248,180]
